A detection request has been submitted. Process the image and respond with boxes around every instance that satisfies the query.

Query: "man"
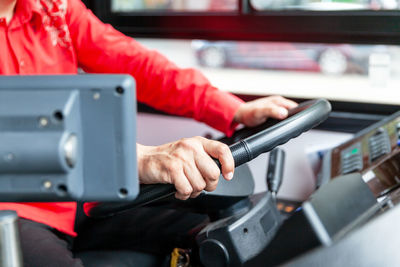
[0,0,297,265]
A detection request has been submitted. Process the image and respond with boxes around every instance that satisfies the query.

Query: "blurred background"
[109,0,400,105]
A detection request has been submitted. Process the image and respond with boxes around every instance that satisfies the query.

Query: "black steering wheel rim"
[88,99,331,218]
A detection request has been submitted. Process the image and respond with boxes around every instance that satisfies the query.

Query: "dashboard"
[320,110,400,197]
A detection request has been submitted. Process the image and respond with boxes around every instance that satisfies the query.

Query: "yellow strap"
[170,248,181,267]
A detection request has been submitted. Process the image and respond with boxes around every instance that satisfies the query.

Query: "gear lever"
[266,148,285,199]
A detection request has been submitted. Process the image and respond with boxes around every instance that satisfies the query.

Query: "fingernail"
[226,172,234,180]
[279,107,288,118]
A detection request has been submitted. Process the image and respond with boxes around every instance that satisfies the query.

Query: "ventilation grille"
[368,129,391,162]
[341,144,363,175]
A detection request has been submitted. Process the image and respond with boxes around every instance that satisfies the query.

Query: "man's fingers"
[172,171,193,200]
[234,96,298,127]
[260,102,289,120]
[140,137,236,200]
[269,95,298,110]
[194,153,221,191]
[183,163,207,197]
[199,137,234,182]
[256,96,298,120]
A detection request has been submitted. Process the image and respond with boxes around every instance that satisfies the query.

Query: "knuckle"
[254,107,265,118]
[192,184,201,192]
[177,138,197,151]
[222,144,231,154]
[167,161,181,174]
[176,193,188,201]
[215,143,229,157]
[177,138,190,148]
[171,152,186,163]
[269,95,281,101]
[194,136,205,142]
[215,146,225,157]
[212,172,221,181]
[181,186,192,197]
[265,105,274,112]
[193,181,206,192]
[209,169,221,181]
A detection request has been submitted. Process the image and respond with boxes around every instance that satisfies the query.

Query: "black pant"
[18,207,208,266]
[18,218,83,267]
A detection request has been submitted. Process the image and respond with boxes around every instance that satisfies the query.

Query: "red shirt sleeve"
[65,0,244,136]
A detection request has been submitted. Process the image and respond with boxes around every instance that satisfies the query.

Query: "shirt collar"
[10,0,43,29]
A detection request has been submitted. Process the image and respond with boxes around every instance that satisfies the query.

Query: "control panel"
[320,111,400,197]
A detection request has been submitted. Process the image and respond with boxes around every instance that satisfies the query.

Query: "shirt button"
[20,60,25,67]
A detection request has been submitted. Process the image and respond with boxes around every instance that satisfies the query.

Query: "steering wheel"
[88,99,331,218]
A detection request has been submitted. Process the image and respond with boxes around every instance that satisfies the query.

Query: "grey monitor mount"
[0,74,139,202]
[0,74,139,266]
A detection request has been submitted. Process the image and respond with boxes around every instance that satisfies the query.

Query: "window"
[139,38,400,105]
[251,0,400,11]
[111,0,238,12]
[90,0,400,112]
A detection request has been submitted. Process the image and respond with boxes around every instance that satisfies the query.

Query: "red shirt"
[0,0,244,236]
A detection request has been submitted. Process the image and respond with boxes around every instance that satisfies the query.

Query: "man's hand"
[137,136,234,200]
[234,95,298,127]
